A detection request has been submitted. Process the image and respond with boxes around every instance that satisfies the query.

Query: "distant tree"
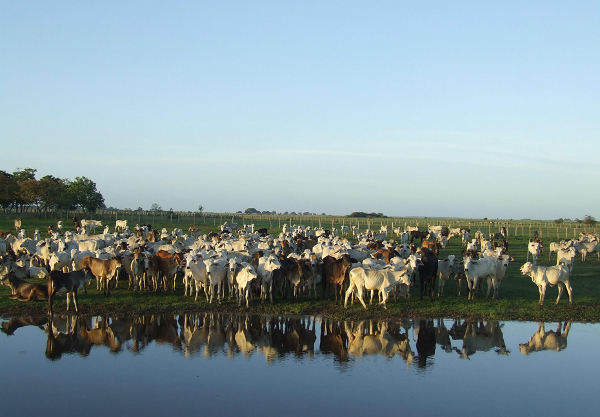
[68,176,105,214]
[0,171,18,209]
[244,207,260,214]
[150,203,162,212]
[554,218,564,224]
[136,207,143,211]
[38,175,69,212]
[583,215,597,226]
[347,211,387,218]
[197,205,204,214]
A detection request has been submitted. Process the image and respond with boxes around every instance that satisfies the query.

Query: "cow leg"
[556,282,564,304]
[565,280,573,305]
[538,283,545,305]
[66,293,71,311]
[73,290,78,313]
[379,289,388,309]
[344,282,355,308]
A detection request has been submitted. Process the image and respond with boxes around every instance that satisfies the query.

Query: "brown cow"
[422,240,440,257]
[81,256,123,296]
[1,273,48,302]
[14,218,22,231]
[151,250,184,292]
[321,254,352,303]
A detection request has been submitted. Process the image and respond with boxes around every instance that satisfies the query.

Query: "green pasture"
[1,211,599,322]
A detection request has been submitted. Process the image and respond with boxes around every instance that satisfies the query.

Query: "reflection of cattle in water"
[519,322,571,354]
[415,319,437,369]
[1,316,47,336]
[434,319,453,353]
[179,314,317,361]
[319,318,349,363]
[80,316,122,353]
[456,320,508,358]
[45,317,92,360]
[345,320,413,363]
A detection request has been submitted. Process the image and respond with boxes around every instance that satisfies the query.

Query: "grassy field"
[1,212,599,322]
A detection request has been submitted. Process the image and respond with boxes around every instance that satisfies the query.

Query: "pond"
[1,314,599,417]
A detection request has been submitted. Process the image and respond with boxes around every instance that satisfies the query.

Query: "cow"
[235,263,259,307]
[80,256,123,296]
[527,240,542,264]
[555,247,577,273]
[152,250,184,293]
[416,248,438,301]
[410,230,428,244]
[130,252,148,292]
[321,254,352,303]
[520,262,572,305]
[462,256,496,300]
[47,267,96,315]
[115,219,128,232]
[436,255,456,297]
[257,253,282,304]
[519,322,571,354]
[574,240,599,262]
[14,218,22,231]
[80,219,102,233]
[1,273,48,302]
[485,254,513,300]
[344,266,410,309]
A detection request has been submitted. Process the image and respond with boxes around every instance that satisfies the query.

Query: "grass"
[1,213,599,321]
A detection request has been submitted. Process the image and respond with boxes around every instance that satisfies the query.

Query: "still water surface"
[1,314,598,417]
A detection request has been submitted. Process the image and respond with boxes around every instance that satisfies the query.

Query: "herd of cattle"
[0,313,572,362]
[1,219,599,314]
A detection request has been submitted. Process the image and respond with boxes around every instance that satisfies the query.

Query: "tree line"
[0,168,105,214]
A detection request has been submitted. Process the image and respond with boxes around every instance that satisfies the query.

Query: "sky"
[2,1,599,220]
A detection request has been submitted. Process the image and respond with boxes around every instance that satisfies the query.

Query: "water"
[1,314,599,417]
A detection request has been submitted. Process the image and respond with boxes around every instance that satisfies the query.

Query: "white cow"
[520,262,572,305]
[115,220,128,232]
[80,219,102,233]
[556,247,577,273]
[527,240,542,264]
[462,256,497,300]
[485,254,513,299]
[344,267,410,309]
[235,264,259,307]
[49,251,72,272]
[436,255,456,297]
[574,240,599,262]
[184,254,209,301]
[257,254,281,304]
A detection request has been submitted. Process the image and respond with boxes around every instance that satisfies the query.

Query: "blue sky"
[2,1,598,219]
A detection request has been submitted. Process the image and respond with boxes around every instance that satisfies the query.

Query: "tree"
[583,215,597,226]
[554,218,564,224]
[38,175,69,212]
[0,171,18,209]
[150,203,162,212]
[12,167,37,211]
[197,205,204,214]
[67,177,105,214]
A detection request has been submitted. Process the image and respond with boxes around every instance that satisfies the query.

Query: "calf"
[520,262,572,305]
[1,273,48,302]
[47,267,96,314]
